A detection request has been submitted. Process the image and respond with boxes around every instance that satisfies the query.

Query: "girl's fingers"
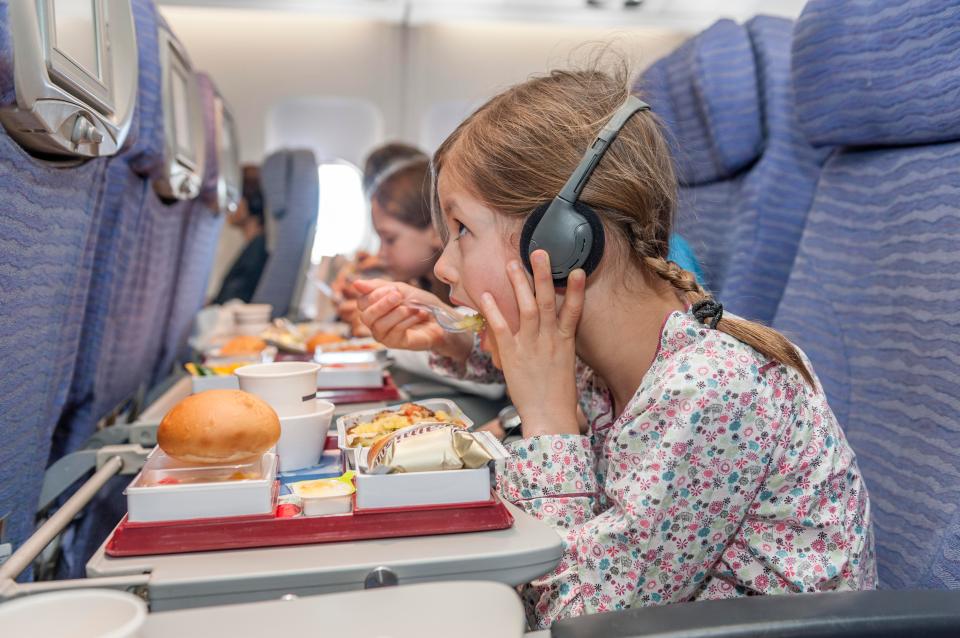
[558,268,586,337]
[383,311,428,345]
[506,260,538,337]
[479,292,512,349]
[359,289,403,326]
[530,250,558,333]
[356,283,396,312]
[353,278,392,295]
[370,304,418,337]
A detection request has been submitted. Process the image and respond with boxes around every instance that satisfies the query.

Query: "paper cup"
[277,400,335,471]
[0,589,147,638]
[235,362,320,417]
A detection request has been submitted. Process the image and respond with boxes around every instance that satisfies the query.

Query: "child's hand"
[354,279,472,360]
[479,251,585,438]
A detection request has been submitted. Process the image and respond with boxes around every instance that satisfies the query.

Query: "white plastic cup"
[277,400,335,471]
[0,589,147,638]
[235,362,321,417]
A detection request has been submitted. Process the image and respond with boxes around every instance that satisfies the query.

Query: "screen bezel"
[167,42,198,171]
[218,103,242,209]
[42,0,115,116]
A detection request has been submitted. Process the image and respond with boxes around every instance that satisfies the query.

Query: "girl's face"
[433,170,524,368]
[371,200,442,282]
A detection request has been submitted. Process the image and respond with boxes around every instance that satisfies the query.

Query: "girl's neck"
[576,276,686,419]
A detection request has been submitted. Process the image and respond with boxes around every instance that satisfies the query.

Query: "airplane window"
[53,0,100,79]
[310,162,375,262]
[171,65,194,162]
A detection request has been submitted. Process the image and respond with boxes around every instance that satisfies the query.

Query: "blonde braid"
[644,256,815,387]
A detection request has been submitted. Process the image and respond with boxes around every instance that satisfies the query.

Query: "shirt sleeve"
[428,334,505,384]
[497,369,778,629]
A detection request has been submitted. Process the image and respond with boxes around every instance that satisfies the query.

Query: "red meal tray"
[105,493,513,557]
[314,373,401,404]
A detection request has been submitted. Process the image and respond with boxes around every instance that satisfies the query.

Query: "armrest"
[550,590,960,638]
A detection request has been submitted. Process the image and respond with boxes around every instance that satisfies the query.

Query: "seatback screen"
[171,65,194,162]
[53,0,100,79]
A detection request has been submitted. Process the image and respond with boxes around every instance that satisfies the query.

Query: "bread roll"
[158,389,281,464]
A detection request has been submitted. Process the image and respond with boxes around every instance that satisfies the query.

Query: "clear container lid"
[134,449,267,488]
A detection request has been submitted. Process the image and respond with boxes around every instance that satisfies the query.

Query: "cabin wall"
[159,6,688,298]
[160,6,689,162]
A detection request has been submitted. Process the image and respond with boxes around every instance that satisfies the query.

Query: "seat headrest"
[793,0,960,147]
[195,73,220,204]
[261,149,318,220]
[636,19,763,185]
[127,0,166,175]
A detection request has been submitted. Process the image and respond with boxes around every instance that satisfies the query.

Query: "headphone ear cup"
[573,200,605,278]
[519,200,606,284]
[519,201,550,276]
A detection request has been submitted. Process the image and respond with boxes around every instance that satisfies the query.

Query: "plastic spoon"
[408,301,481,333]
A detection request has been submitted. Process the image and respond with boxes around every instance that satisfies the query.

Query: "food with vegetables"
[346,402,465,448]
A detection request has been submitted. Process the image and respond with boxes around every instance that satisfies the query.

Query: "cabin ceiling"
[156,0,807,31]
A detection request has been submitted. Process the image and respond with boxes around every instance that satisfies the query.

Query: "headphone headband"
[522,95,652,283]
[558,95,651,204]
[365,155,429,201]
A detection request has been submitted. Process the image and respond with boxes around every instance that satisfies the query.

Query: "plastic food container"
[125,448,278,522]
[316,362,384,389]
[318,338,389,362]
[289,476,355,517]
[191,374,240,392]
[354,431,509,510]
[336,398,474,469]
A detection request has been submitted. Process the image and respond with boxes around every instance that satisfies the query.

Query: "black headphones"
[519,95,651,285]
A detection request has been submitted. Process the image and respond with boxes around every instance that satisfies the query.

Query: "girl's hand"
[479,250,585,438]
[354,279,472,360]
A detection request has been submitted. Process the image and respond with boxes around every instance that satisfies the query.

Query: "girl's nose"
[434,243,457,286]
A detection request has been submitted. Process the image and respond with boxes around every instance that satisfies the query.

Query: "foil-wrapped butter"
[368,423,492,473]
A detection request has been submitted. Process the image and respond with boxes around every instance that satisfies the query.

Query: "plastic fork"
[408,301,478,333]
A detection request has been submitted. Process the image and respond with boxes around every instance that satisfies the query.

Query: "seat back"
[95,14,201,408]
[635,20,762,294]
[252,149,319,317]
[154,73,227,380]
[720,16,830,323]
[53,2,204,578]
[56,0,169,460]
[773,0,960,588]
[0,0,125,571]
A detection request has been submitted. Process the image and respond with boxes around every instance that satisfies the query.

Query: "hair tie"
[692,299,723,329]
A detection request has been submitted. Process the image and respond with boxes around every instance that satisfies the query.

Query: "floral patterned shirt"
[432,310,876,629]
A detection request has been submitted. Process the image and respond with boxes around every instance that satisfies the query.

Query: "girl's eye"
[454,221,470,240]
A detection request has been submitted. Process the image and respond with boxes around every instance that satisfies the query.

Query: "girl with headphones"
[354,64,875,627]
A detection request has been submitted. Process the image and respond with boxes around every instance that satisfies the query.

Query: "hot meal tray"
[105,492,513,557]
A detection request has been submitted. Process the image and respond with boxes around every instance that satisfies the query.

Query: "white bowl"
[235,361,321,417]
[277,400,335,471]
[0,589,147,638]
